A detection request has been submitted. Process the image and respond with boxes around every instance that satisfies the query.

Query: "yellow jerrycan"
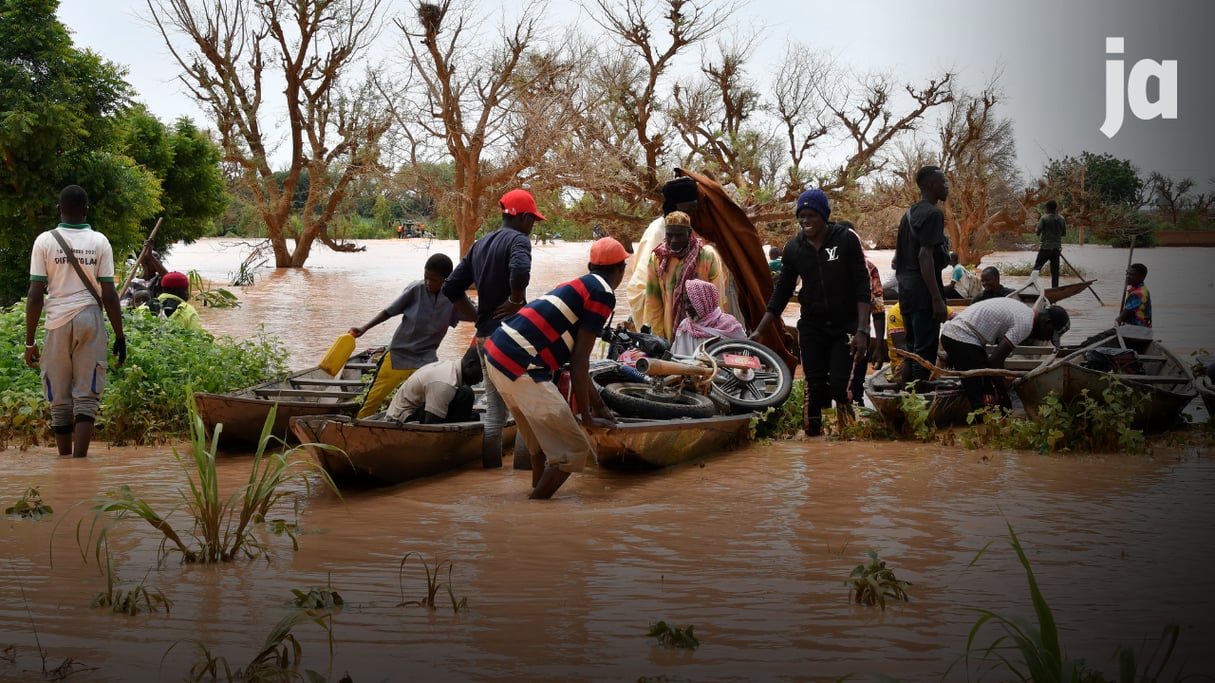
[319,333,356,376]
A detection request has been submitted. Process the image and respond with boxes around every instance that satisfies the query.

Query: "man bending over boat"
[482,238,627,499]
[385,346,482,424]
[940,299,1069,410]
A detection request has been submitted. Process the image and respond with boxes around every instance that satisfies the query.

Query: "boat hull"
[195,364,368,450]
[290,414,516,486]
[591,413,754,469]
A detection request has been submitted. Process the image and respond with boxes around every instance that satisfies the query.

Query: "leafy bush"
[648,621,700,649]
[1,299,288,445]
[749,379,804,440]
[847,549,912,610]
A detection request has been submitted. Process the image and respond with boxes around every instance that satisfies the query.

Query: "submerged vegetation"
[847,550,912,610]
[5,487,53,519]
[0,299,288,446]
[648,621,700,650]
[72,400,337,565]
[397,553,468,613]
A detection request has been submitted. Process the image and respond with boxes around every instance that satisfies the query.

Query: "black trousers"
[1033,248,1062,288]
[940,335,1004,411]
[799,322,853,432]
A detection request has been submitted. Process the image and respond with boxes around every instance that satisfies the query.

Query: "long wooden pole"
[1116,235,1137,318]
[1058,252,1103,304]
[118,217,163,299]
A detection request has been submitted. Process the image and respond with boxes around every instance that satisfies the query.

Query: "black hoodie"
[767,222,870,331]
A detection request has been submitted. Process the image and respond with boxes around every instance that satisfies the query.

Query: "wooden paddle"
[118,217,164,300]
[1115,235,1137,349]
[892,348,1025,380]
[1059,252,1103,304]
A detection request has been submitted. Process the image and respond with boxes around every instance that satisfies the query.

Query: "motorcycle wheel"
[599,383,717,420]
[704,338,793,412]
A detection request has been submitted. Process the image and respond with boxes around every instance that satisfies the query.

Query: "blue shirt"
[484,273,616,381]
[442,226,532,336]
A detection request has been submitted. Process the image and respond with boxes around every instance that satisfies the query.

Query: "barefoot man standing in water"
[481,238,627,499]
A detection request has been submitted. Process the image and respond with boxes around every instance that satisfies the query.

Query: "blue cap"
[796,189,830,221]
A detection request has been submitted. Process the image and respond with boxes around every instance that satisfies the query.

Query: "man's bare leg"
[529,466,571,500]
[54,429,72,456]
[72,420,94,458]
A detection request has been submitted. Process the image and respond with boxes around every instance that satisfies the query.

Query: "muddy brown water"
[3,239,1214,682]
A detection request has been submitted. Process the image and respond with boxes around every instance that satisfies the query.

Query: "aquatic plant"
[291,576,344,611]
[172,609,352,683]
[73,398,338,565]
[187,269,240,309]
[397,552,468,613]
[749,379,805,441]
[961,376,1147,454]
[90,544,172,616]
[648,621,700,649]
[897,387,935,441]
[847,550,912,610]
[955,522,1186,682]
[6,487,53,519]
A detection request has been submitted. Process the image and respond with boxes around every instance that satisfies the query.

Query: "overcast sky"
[56,0,1215,184]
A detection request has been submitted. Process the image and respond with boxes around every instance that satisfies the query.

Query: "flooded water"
[2,238,1214,682]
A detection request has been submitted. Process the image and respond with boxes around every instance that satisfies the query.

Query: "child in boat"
[348,253,471,418]
[1117,263,1152,328]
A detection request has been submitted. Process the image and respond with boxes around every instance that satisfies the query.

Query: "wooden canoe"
[867,344,1059,428]
[590,412,755,469]
[882,279,1099,308]
[194,357,376,451]
[289,413,517,486]
[1198,376,1215,422]
[1013,330,1197,432]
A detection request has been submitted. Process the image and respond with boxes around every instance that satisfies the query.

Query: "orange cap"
[589,237,628,266]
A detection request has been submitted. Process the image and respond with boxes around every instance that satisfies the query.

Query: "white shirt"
[386,360,462,421]
[29,224,115,330]
[941,297,1035,348]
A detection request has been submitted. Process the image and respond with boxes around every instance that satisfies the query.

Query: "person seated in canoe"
[138,270,203,331]
[671,279,746,356]
[385,346,482,424]
[1117,263,1152,328]
[482,237,627,500]
[973,266,1014,303]
[636,210,729,341]
[939,299,1069,410]
[885,301,956,383]
[348,253,472,419]
[942,252,980,300]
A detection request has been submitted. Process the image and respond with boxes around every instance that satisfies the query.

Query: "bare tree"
[148,0,393,267]
[937,83,1032,264]
[386,0,584,255]
[1147,171,1195,225]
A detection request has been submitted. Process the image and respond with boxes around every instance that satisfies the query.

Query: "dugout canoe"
[882,279,1099,308]
[1013,330,1197,432]
[1198,375,1215,423]
[590,412,755,469]
[194,355,376,451]
[289,413,517,486]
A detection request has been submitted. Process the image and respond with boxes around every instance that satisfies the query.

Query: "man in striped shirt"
[483,238,628,499]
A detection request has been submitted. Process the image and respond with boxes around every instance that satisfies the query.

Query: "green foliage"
[648,621,700,649]
[0,298,289,445]
[73,398,339,565]
[898,388,935,442]
[749,379,804,440]
[291,578,344,611]
[174,609,348,683]
[90,547,171,616]
[6,486,53,519]
[961,378,1147,454]
[187,270,240,309]
[956,523,1186,682]
[847,549,911,610]
[1047,152,1144,209]
[397,553,468,613]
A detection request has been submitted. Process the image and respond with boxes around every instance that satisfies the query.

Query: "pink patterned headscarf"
[675,279,745,341]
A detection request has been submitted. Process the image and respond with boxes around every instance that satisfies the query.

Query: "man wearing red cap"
[483,237,628,499]
[443,188,541,468]
[140,270,203,331]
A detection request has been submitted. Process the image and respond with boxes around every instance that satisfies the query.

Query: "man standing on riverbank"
[894,166,950,388]
[483,238,626,499]
[24,185,127,458]
[442,189,539,468]
[1033,200,1067,288]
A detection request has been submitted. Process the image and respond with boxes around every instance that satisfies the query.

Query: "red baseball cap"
[589,237,628,266]
[499,189,546,221]
[161,271,189,289]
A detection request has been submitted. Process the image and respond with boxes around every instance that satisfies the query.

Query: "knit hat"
[589,237,628,266]
[664,211,692,229]
[500,189,546,221]
[795,189,831,221]
[161,271,189,289]
[661,177,699,214]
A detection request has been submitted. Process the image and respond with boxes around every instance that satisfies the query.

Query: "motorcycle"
[594,323,793,419]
